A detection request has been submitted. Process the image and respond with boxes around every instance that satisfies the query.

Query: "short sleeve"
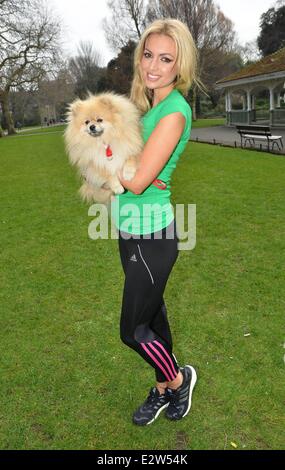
[158,100,192,137]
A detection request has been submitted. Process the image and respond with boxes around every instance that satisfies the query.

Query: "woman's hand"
[117,169,141,194]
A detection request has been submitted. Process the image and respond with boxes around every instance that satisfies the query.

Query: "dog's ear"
[99,96,116,112]
[68,99,83,117]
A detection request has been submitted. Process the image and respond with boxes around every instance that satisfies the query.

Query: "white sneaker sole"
[146,402,170,425]
[182,365,197,418]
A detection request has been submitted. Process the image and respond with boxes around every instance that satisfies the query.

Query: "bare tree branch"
[102,0,148,52]
[68,41,104,98]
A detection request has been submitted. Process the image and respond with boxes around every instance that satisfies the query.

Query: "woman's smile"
[146,73,161,81]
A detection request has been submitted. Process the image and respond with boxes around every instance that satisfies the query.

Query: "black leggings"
[118,218,180,383]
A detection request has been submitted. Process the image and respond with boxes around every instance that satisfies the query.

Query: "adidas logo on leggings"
[130,254,137,262]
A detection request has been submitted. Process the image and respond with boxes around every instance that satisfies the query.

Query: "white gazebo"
[215,47,285,127]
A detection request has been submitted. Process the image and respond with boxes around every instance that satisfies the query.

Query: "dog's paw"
[112,183,125,194]
[122,165,136,181]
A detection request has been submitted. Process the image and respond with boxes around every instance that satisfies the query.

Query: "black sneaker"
[165,365,197,421]
[132,386,171,426]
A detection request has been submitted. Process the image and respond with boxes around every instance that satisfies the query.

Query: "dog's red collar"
[103,143,113,160]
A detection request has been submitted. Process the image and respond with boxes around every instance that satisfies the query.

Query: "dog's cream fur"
[64,92,143,204]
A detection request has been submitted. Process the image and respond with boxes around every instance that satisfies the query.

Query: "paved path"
[2,123,64,136]
[11,131,63,138]
[190,126,285,154]
[18,123,64,133]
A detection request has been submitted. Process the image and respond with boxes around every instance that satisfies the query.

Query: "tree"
[68,41,104,98]
[37,67,75,124]
[0,0,63,136]
[239,39,262,65]
[257,3,285,56]
[102,0,148,51]
[104,40,137,95]
[201,48,243,108]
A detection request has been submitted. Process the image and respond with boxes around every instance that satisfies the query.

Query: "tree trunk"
[0,92,16,135]
[191,86,197,121]
[196,94,201,117]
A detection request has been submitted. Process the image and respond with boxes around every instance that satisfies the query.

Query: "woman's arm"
[117,112,186,195]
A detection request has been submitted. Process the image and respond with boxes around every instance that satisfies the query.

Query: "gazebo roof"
[216,47,285,85]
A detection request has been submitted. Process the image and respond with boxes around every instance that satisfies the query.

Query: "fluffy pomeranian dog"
[64,92,143,204]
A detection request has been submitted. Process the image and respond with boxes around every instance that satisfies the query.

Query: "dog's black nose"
[89,124,96,132]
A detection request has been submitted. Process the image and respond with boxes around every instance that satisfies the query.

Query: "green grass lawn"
[192,118,225,128]
[0,128,284,450]
[18,124,67,134]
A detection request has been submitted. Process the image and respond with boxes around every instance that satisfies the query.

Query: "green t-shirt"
[111,88,192,234]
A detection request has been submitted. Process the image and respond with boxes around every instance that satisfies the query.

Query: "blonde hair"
[130,18,204,114]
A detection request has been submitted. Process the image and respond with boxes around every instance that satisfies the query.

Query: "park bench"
[236,125,284,152]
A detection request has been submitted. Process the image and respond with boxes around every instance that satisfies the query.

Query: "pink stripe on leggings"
[140,343,172,381]
[147,342,176,381]
[153,340,178,378]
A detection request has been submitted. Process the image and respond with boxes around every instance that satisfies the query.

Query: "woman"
[111,18,201,426]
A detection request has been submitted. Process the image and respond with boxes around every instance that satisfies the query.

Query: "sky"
[49,0,277,65]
